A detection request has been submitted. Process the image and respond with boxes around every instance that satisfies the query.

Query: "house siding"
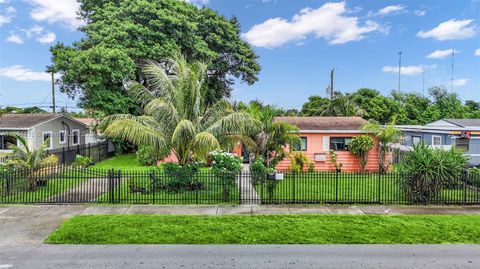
[402,131,453,147]
[33,118,87,150]
[275,133,380,172]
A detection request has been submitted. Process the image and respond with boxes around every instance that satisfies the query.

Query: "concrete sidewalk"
[1,204,480,244]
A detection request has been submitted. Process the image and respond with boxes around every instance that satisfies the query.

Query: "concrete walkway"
[2,204,480,244]
[236,164,261,204]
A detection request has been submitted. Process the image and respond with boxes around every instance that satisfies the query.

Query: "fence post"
[150,170,155,204]
[463,169,468,205]
[117,170,121,203]
[62,147,66,164]
[377,172,381,204]
[292,172,296,202]
[108,169,114,204]
[335,171,339,203]
[238,171,242,205]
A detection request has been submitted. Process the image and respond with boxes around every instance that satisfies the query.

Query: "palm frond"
[126,81,156,106]
[103,119,167,152]
[207,112,261,137]
[190,132,220,158]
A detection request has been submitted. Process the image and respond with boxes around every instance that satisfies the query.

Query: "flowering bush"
[210,150,242,201]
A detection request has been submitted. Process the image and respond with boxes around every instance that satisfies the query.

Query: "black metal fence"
[45,141,111,164]
[1,164,479,205]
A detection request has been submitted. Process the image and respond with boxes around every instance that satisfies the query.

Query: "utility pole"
[51,72,56,114]
[451,49,455,92]
[397,51,402,93]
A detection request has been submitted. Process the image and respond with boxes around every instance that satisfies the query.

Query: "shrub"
[210,150,242,201]
[398,143,468,203]
[349,135,374,173]
[41,155,59,166]
[161,162,202,193]
[289,152,311,173]
[329,150,343,172]
[136,145,165,166]
[73,155,93,167]
[251,157,268,185]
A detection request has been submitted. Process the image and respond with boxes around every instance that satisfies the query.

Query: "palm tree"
[362,117,404,173]
[5,134,53,190]
[241,102,299,167]
[101,55,259,166]
[6,134,51,170]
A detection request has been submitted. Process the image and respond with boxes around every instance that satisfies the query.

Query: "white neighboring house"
[74,118,104,144]
[0,113,89,154]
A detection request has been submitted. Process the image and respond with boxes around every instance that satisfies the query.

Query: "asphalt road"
[1,244,479,269]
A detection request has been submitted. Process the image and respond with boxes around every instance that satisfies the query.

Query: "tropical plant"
[329,149,343,172]
[250,156,268,185]
[240,101,299,166]
[210,150,243,201]
[73,155,93,167]
[362,117,404,173]
[136,145,166,166]
[289,152,311,173]
[4,134,57,190]
[349,135,374,173]
[397,143,468,203]
[5,134,55,170]
[161,162,203,192]
[101,55,259,166]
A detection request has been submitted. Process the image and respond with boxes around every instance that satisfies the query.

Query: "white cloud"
[36,31,56,44]
[5,6,15,14]
[426,49,458,59]
[414,10,426,16]
[0,65,51,81]
[417,19,477,40]
[452,79,468,87]
[26,0,83,30]
[475,48,480,56]
[0,0,7,3]
[0,14,11,26]
[382,65,430,76]
[6,33,23,44]
[377,5,405,16]
[243,2,382,48]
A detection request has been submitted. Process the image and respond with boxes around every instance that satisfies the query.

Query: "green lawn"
[256,172,480,205]
[95,171,239,204]
[93,154,158,171]
[46,214,480,244]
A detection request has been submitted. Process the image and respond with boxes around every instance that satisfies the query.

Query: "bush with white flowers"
[209,150,242,201]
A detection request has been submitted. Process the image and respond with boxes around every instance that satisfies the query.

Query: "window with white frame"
[432,135,442,146]
[42,131,53,149]
[412,135,422,145]
[72,130,80,145]
[59,130,66,145]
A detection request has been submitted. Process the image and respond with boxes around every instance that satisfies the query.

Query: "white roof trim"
[30,114,88,129]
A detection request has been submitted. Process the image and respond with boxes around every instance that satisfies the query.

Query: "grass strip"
[46,214,480,244]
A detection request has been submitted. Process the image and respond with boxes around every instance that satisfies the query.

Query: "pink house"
[274,117,380,172]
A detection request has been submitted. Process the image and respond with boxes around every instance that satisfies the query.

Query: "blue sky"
[0,0,479,112]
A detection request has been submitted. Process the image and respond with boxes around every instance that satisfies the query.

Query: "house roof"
[75,118,96,126]
[442,119,480,128]
[274,116,368,131]
[0,113,87,129]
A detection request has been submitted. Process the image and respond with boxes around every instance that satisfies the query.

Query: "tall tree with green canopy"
[351,88,406,124]
[100,55,259,166]
[50,0,260,115]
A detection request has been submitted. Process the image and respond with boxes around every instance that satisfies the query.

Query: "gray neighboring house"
[0,113,88,153]
[397,119,480,166]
